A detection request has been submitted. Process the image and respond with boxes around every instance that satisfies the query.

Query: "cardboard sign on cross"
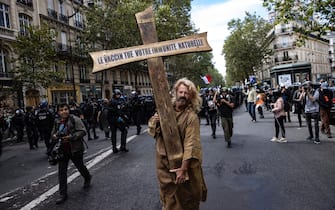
[89,6,212,170]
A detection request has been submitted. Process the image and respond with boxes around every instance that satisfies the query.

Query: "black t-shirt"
[217,94,233,118]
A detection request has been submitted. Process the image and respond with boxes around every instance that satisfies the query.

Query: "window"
[74,11,83,28]
[19,13,32,36]
[58,0,69,23]
[95,72,102,82]
[0,49,9,77]
[61,31,67,51]
[47,0,54,9]
[65,63,73,81]
[59,0,64,15]
[79,65,89,82]
[0,3,10,28]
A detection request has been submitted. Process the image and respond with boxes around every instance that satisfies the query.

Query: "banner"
[89,32,212,73]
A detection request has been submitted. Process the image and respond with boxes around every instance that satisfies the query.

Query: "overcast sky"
[191,0,268,77]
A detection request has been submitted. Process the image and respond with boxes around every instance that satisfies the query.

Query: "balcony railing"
[274,41,296,50]
[0,72,14,78]
[74,20,84,29]
[0,26,15,39]
[80,79,90,83]
[17,0,33,8]
[56,43,68,52]
[59,14,69,24]
[73,0,84,5]
[47,8,58,20]
[274,55,298,63]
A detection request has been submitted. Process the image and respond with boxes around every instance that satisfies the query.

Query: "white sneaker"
[278,137,287,143]
[270,137,278,142]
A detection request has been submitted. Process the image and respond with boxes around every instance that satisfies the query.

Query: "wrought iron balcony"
[47,8,58,20]
[73,0,84,5]
[74,20,84,29]
[274,42,296,50]
[56,43,69,52]
[16,0,33,8]
[0,72,14,78]
[59,14,69,24]
[0,27,15,39]
[80,79,90,83]
[274,55,298,63]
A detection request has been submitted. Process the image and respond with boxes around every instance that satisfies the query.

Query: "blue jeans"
[247,102,256,121]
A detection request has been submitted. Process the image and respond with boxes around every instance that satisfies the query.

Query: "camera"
[56,131,67,139]
[47,140,64,165]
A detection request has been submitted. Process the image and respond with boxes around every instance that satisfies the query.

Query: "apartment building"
[0,0,153,108]
[257,11,332,88]
[329,31,335,76]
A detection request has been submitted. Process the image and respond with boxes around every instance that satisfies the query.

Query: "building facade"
[257,22,331,88]
[256,9,332,88]
[0,0,153,108]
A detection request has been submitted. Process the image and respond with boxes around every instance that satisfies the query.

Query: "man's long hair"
[171,77,202,113]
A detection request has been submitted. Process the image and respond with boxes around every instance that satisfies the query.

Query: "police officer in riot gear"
[25,106,39,149]
[36,100,55,153]
[130,90,144,135]
[108,89,130,153]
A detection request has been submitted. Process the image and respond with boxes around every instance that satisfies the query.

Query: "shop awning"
[271,62,311,73]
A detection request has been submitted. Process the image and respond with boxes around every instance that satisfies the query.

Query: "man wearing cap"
[319,82,332,138]
[216,87,235,148]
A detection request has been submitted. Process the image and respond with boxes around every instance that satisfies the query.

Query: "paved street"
[1,107,335,210]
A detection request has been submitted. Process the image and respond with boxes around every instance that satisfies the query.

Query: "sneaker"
[270,137,279,142]
[278,137,287,143]
[314,138,321,144]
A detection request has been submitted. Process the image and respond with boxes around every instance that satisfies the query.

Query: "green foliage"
[155,0,195,41]
[11,25,64,90]
[82,0,216,87]
[223,12,272,85]
[263,0,335,35]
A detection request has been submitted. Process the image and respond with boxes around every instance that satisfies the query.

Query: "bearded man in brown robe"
[148,77,207,210]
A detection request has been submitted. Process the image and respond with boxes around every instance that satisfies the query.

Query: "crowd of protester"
[1,80,334,156]
[0,90,156,156]
[199,80,334,146]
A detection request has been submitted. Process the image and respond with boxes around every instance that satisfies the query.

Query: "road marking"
[20,131,145,210]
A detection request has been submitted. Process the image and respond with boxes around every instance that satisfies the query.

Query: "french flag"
[201,74,212,84]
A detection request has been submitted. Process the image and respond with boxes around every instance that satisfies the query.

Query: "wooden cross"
[90,6,212,169]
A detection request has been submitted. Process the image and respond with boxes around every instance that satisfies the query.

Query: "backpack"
[319,89,332,109]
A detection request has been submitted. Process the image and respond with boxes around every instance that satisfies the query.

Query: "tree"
[223,13,272,85]
[155,0,195,41]
[263,0,335,36]
[82,0,216,89]
[11,25,64,90]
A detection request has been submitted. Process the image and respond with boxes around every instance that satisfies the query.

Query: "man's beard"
[176,96,188,110]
